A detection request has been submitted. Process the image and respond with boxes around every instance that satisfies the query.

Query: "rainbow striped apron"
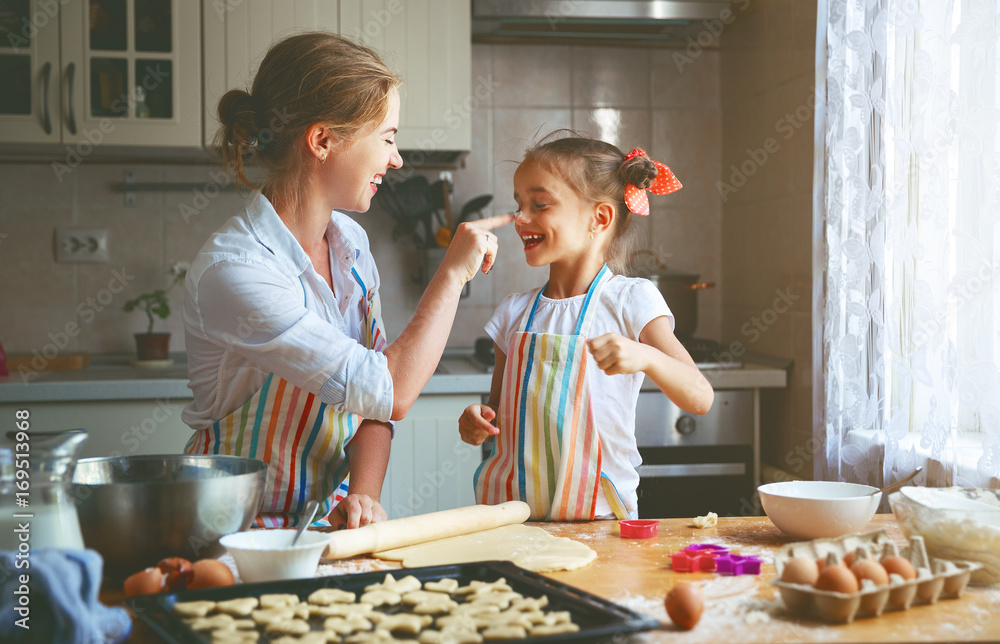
[474,265,631,521]
[185,267,386,528]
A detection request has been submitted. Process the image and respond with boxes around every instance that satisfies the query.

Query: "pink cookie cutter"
[618,519,660,538]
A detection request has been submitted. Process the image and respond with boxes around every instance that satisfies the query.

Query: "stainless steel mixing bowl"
[72,454,267,581]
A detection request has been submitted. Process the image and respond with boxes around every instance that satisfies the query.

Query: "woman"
[181,33,510,529]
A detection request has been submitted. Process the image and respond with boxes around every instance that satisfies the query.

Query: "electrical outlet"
[55,226,109,263]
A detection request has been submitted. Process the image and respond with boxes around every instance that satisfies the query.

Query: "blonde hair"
[522,131,658,274]
[214,32,400,209]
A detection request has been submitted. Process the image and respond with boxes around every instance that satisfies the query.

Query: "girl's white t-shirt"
[484,274,674,518]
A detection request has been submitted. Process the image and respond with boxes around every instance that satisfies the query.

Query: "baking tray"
[125,560,660,643]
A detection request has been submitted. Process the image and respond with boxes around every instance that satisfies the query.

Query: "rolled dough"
[373,524,597,572]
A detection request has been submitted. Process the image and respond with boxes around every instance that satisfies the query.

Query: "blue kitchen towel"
[0,548,132,644]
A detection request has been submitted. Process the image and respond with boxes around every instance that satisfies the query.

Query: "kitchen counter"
[108,514,999,643]
[0,350,788,403]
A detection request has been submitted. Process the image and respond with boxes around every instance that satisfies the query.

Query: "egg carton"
[772,529,983,624]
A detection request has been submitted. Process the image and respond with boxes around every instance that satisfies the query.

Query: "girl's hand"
[440,214,514,284]
[325,494,386,530]
[587,333,650,375]
[459,403,499,446]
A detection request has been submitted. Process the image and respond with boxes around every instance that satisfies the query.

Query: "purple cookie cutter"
[715,553,763,575]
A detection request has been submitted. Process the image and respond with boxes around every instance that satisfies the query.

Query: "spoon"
[291,499,320,546]
[871,466,923,496]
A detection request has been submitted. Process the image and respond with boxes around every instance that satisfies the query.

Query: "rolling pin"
[325,501,530,559]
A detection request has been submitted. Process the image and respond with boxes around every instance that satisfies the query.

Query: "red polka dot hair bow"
[622,148,682,216]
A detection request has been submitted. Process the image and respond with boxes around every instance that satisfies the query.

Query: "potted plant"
[123,262,188,362]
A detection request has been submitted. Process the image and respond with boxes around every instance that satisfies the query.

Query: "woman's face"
[326,89,403,212]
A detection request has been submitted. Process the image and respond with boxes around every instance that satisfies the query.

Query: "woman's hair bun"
[217,89,261,145]
[619,154,658,190]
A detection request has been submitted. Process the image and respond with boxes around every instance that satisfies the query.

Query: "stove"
[634,381,754,519]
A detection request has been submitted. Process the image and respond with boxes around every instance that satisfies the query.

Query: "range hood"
[472,0,733,47]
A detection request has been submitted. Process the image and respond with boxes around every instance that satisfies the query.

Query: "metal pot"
[647,272,715,338]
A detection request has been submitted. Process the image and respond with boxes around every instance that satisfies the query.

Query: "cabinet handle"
[42,62,52,134]
[66,62,77,135]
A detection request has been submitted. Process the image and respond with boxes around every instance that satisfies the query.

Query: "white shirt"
[182,194,394,430]
[485,274,673,518]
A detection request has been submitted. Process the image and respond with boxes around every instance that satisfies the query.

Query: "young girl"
[459,135,714,521]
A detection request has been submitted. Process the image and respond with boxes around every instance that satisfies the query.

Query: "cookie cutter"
[618,520,660,539]
[715,553,763,575]
[670,543,729,572]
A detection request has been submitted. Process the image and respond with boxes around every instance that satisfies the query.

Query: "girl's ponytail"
[619,154,657,191]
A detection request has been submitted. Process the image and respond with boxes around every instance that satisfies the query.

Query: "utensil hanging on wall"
[455,194,493,230]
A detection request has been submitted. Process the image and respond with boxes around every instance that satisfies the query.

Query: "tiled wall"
[720,0,818,478]
[442,44,722,347]
[0,43,723,356]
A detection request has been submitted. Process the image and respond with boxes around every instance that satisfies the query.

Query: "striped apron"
[185,267,386,528]
[474,265,632,520]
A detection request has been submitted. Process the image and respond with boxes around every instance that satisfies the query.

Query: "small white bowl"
[758,481,881,540]
[219,529,330,583]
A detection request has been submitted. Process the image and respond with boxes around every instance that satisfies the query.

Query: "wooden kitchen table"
[107,514,1000,643]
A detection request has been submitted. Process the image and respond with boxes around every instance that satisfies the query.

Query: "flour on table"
[315,558,398,577]
[610,576,837,642]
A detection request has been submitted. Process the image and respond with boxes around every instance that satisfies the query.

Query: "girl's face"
[325,89,403,212]
[512,159,594,267]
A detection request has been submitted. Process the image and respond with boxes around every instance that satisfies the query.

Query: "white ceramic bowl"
[758,481,881,540]
[219,529,330,583]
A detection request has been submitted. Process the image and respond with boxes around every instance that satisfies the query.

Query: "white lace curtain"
[821,0,1000,489]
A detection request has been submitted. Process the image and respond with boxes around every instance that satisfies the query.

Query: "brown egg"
[816,557,827,574]
[665,583,704,630]
[123,567,165,597]
[815,563,860,594]
[842,550,857,569]
[157,557,193,591]
[780,557,821,586]
[851,559,889,586]
[881,555,917,581]
[186,558,235,590]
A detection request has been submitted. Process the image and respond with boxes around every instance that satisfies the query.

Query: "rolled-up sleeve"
[196,259,394,422]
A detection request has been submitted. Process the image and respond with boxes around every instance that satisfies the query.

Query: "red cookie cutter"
[618,520,660,538]
[670,543,730,572]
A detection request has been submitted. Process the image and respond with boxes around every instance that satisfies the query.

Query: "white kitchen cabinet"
[202,0,470,151]
[380,394,482,519]
[0,0,61,143]
[0,398,194,460]
[0,0,202,147]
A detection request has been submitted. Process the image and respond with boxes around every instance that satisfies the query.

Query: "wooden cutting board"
[5,352,90,371]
